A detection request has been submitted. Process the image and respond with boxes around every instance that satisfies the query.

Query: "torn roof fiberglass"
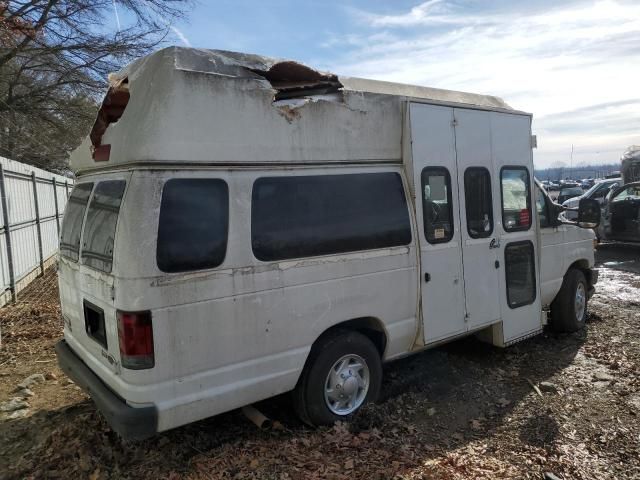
[114,47,517,112]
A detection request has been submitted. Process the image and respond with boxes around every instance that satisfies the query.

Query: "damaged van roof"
[71,46,528,173]
[118,47,514,110]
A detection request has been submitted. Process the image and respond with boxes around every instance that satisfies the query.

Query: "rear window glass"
[157,178,229,273]
[60,183,93,262]
[251,172,412,261]
[81,181,126,273]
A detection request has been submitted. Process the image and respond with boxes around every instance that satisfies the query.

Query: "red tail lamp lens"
[117,310,154,369]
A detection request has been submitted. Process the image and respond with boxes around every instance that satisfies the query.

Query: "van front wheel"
[293,330,382,426]
[550,269,588,333]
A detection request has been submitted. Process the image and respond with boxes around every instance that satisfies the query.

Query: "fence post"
[0,165,16,303]
[52,177,60,236]
[31,172,45,276]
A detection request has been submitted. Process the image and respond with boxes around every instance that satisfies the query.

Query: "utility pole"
[570,144,574,177]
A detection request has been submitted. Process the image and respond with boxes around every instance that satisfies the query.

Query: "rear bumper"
[55,340,158,440]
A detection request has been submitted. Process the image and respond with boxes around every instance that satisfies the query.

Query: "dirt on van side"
[1,244,639,480]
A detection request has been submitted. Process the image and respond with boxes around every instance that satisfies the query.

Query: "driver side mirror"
[554,198,601,228]
[576,198,601,228]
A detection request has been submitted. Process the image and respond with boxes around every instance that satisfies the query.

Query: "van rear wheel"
[293,330,382,426]
[550,269,588,333]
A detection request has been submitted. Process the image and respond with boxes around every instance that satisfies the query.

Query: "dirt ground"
[0,244,639,480]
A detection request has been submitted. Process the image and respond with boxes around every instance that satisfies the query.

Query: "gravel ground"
[0,244,639,480]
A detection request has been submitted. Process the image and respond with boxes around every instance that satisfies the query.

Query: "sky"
[160,0,640,169]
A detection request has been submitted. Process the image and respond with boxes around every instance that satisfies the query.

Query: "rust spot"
[251,61,342,100]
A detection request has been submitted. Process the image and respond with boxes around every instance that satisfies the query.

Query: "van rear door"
[59,173,130,376]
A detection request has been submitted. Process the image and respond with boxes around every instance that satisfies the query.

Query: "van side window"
[536,187,550,228]
[504,241,536,308]
[421,167,453,244]
[501,167,532,232]
[60,183,94,262]
[82,180,126,273]
[464,167,493,238]
[157,179,229,273]
[251,172,412,261]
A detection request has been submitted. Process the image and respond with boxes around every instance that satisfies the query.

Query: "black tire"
[550,269,588,332]
[293,330,382,426]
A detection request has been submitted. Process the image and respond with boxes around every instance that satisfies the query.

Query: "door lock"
[424,272,431,283]
[495,260,500,269]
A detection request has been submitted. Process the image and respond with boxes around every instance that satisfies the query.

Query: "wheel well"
[567,259,593,285]
[319,317,388,358]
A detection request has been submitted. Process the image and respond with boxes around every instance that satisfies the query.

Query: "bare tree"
[0,0,193,172]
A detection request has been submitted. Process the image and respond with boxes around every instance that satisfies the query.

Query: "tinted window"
[157,179,229,273]
[504,241,536,308]
[464,167,493,238]
[60,183,93,262]
[82,181,126,273]
[421,167,454,244]
[501,167,532,232]
[536,187,550,228]
[252,172,412,261]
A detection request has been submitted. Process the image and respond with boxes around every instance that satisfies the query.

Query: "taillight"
[117,310,154,369]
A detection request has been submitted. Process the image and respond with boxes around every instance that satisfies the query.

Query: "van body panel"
[60,164,418,427]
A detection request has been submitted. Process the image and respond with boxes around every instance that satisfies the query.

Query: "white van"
[56,47,600,440]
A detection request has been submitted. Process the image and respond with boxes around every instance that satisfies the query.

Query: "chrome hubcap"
[575,282,586,321]
[324,354,370,415]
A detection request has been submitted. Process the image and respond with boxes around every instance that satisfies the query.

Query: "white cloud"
[170,26,192,47]
[328,0,640,167]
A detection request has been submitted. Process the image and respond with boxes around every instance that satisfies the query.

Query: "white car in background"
[563,178,620,220]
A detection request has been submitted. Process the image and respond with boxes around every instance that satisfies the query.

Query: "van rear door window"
[157,178,229,273]
[464,167,494,238]
[60,183,93,262]
[421,167,454,244]
[501,167,532,232]
[504,241,536,308]
[251,172,412,261]
[81,180,126,273]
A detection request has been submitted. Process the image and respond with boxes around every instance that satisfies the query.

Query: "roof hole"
[250,61,342,100]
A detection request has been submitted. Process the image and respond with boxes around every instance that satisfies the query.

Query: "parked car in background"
[558,186,584,204]
[580,178,595,189]
[621,146,640,184]
[563,178,621,220]
[598,182,640,243]
[560,180,580,189]
[547,181,561,191]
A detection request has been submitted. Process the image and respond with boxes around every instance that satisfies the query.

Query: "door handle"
[489,238,500,249]
[424,272,431,283]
